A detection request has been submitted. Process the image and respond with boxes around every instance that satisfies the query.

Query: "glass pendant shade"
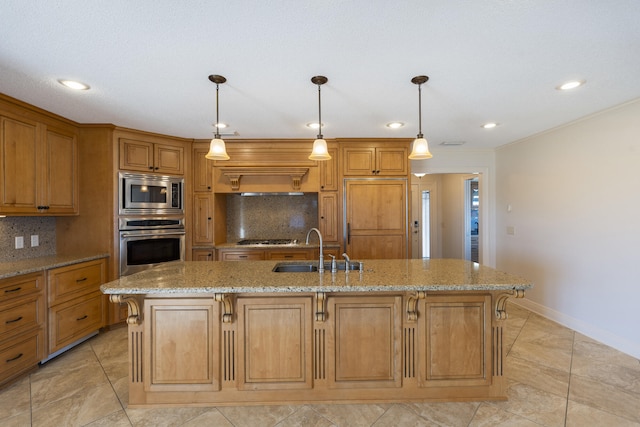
[309,138,331,160]
[408,137,432,159]
[309,76,331,161]
[205,137,230,160]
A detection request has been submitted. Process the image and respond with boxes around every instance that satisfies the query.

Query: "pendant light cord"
[417,82,423,139]
[214,83,221,139]
[317,83,323,139]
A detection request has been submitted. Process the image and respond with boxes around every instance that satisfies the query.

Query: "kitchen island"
[101,259,531,407]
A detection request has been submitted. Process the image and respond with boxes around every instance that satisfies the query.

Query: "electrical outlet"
[506,226,515,235]
[15,236,24,249]
[31,235,39,247]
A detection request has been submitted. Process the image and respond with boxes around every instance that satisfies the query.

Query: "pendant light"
[408,75,433,160]
[205,74,230,160]
[308,76,332,161]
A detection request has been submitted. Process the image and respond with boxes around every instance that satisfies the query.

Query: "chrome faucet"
[305,228,324,273]
[342,252,350,271]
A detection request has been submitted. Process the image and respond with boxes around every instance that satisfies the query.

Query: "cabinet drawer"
[266,250,313,260]
[218,251,265,261]
[48,259,106,305]
[0,328,44,382]
[0,272,44,304]
[0,296,42,338]
[49,292,104,353]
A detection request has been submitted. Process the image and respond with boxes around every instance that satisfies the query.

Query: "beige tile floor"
[1,302,639,426]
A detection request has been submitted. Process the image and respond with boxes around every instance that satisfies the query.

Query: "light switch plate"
[15,236,24,249]
[31,235,39,247]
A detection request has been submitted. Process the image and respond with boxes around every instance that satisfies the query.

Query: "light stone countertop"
[100,259,532,294]
[0,253,110,280]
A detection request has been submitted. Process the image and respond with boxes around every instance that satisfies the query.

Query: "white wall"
[495,99,640,358]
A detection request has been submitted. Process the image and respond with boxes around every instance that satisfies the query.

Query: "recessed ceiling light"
[58,79,90,90]
[306,122,322,129]
[440,141,466,146]
[482,122,498,129]
[386,122,404,129]
[556,80,585,91]
[214,123,228,129]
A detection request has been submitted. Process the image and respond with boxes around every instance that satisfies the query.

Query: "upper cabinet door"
[119,138,154,172]
[0,116,78,215]
[119,138,184,175]
[341,143,408,176]
[44,128,78,214]
[0,116,40,213]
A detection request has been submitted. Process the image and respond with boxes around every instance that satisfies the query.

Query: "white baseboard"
[513,298,640,359]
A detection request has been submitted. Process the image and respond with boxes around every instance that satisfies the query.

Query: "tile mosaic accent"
[0,216,56,262]
[226,193,319,242]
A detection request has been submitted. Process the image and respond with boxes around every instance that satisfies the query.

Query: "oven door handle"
[120,231,186,238]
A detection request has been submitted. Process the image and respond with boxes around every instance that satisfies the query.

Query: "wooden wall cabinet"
[319,144,338,191]
[342,143,408,176]
[193,193,214,246]
[193,144,213,192]
[318,192,339,243]
[0,115,78,215]
[47,259,107,354]
[344,179,408,259]
[119,138,184,175]
[0,272,46,387]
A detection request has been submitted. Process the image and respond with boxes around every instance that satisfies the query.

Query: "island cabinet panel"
[419,294,492,387]
[237,296,313,390]
[143,298,220,392]
[327,295,402,389]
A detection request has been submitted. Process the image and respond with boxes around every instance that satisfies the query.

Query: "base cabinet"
[124,290,510,406]
[47,259,107,354]
[143,299,220,392]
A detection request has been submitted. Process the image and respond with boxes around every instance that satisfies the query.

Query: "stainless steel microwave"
[119,172,183,215]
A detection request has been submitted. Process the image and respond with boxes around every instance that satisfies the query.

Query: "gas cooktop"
[236,239,298,245]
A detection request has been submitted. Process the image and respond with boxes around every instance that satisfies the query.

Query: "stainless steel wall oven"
[119,217,185,277]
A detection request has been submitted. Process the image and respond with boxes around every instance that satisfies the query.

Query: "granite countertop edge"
[101,259,533,295]
[0,253,110,280]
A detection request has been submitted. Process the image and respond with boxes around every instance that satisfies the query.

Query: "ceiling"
[2,1,639,150]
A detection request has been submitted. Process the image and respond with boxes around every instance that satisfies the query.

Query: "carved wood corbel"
[110,294,142,325]
[215,293,234,323]
[315,292,327,322]
[406,291,427,322]
[495,289,525,320]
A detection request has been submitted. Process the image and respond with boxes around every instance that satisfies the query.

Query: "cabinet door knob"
[148,166,154,170]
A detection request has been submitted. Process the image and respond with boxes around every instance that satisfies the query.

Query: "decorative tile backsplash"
[0,217,56,262]
[226,194,319,242]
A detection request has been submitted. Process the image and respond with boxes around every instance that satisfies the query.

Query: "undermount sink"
[272,261,360,272]
[272,263,319,272]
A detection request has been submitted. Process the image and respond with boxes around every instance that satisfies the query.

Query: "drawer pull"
[284,255,293,258]
[4,287,22,294]
[239,255,248,258]
[6,353,23,363]
[76,315,88,321]
[6,316,23,324]
[76,277,88,283]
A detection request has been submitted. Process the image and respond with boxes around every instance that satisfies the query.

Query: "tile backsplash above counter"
[0,217,56,262]
[225,193,318,242]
